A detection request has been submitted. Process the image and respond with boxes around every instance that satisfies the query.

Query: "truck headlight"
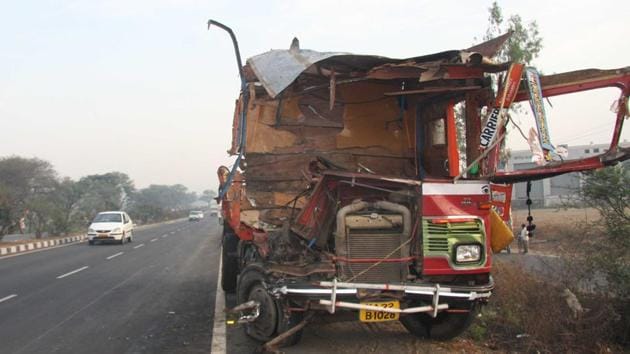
[455,244,481,263]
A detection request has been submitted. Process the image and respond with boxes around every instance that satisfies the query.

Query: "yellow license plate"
[359,301,400,322]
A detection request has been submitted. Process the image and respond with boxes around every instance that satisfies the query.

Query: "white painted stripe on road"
[57,266,89,279]
[162,234,168,238]
[150,238,158,242]
[170,231,175,234]
[211,252,226,354]
[106,252,124,260]
[133,243,144,249]
[0,294,18,304]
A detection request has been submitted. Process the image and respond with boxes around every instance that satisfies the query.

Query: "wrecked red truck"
[209,20,630,347]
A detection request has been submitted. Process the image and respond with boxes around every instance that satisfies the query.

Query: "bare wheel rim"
[246,284,277,339]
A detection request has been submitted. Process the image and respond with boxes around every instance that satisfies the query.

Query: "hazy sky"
[1,0,628,192]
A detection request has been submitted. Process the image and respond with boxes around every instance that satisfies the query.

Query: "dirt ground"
[284,320,491,354]
[509,207,601,255]
[512,207,600,228]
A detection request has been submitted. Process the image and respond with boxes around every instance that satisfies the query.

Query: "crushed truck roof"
[245,32,512,98]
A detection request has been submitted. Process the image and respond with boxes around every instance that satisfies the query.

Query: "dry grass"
[466,207,630,352]
[469,260,628,353]
[512,207,601,227]
[510,207,604,256]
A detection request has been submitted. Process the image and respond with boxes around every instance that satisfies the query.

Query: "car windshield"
[93,213,122,223]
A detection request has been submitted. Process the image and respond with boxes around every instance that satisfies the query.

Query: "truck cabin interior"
[221,33,629,230]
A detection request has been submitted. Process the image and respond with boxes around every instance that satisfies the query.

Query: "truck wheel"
[237,264,304,347]
[400,303,477,341]
[221,223,239,293]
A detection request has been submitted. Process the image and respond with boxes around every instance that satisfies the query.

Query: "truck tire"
[221,222,239,293]
[400,303,477,341]
[237,264,304,347]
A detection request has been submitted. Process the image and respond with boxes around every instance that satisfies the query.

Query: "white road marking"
[19,264,151,353]
[162,234,168,238]
[211,252,226,354]
[57,266,89,279]
[0,294,18,304]
[150,238,158,242]
[133,243,144,249]
[170,231,175,235]
[106,252,124,260]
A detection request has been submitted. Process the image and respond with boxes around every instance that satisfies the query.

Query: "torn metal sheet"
[247,34,513,98]
[247,49,348,98]
[465,31,512,59]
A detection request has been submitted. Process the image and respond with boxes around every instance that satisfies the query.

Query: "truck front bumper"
[270,278,494,318]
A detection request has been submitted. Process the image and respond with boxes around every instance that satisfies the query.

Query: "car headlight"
[111,227,121,234]
[88,228,95,233]
[455,244,481,263]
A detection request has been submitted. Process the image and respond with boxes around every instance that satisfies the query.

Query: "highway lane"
[0,221,188,297]
[0,217,221,354]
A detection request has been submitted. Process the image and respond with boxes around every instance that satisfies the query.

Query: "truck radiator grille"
[424,220,483,253]
[345,230,405,283]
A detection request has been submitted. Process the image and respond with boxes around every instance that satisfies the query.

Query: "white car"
[189,211,204,222]
[87,211,134,245]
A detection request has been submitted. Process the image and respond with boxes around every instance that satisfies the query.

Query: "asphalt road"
[1,217,486,354]
[0,218,221,354]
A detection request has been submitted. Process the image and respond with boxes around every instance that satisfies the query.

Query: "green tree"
[200,189,217,204]
[74,172,135,225]
[26,187,59,238]
[578,164,630,298]
[129,184,198,223]
[0,155,200,238]
[458,1,543,168]
[482,1,543,64]
[48,178,84,235]
[0,156,58,239]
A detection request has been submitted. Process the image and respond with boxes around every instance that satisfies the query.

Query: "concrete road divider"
[0,235,86,257]
[0,217,187,258]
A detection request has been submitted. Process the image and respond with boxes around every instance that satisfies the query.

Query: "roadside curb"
[0,217,187,258]
[0,235,86,257]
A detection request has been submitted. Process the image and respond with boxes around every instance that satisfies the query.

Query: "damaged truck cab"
[210,21,630,347]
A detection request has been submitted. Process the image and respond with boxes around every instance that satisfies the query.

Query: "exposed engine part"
[334,200,412,283]
[266,262,335,277]
[267,223,319,265]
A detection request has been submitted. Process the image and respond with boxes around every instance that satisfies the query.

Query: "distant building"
[504,142,629,208]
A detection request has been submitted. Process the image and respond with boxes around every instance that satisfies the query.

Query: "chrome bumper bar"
[272,278,493,318]
[273,280,493,301]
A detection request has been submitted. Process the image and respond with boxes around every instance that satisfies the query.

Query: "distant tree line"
[0,156,216,240]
